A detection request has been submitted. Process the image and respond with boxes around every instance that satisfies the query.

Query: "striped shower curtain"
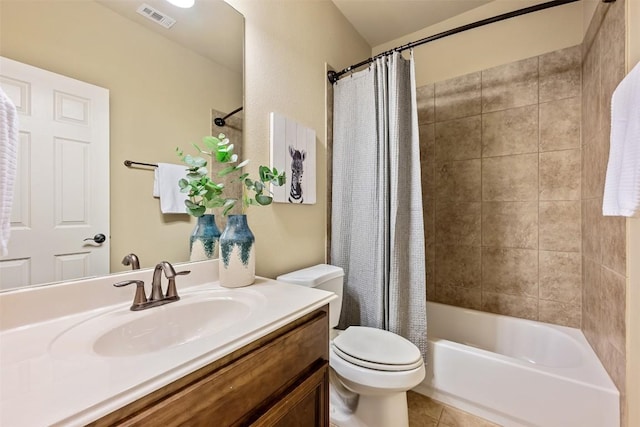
[331,51,427,358]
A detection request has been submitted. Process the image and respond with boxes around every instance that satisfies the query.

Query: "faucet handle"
[114,279,147,311]
[165,270,190,299]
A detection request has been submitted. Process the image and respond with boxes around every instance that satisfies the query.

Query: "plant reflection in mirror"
[177,134,285,217]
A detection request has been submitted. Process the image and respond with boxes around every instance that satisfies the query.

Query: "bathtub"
[413,302,619,427]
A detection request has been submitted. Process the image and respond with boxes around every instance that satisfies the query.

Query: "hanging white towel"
[0,88,19,256]
[153,163,188,214]
[603,62,640,216]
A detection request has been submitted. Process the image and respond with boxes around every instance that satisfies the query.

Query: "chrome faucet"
[114,261,190,311]
[122,253,140,270]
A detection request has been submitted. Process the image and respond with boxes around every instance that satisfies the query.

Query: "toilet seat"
[332,326,423,371]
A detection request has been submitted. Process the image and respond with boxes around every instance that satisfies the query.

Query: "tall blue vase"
[219,214,255,287]
[189,214,221,261]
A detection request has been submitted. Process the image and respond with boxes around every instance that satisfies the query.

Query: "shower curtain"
[331,51,427,358]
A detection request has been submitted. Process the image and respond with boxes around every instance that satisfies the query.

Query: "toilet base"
[329,382,410,427]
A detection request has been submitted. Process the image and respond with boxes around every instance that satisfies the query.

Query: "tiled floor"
[407,391,501,427]
[329,391,501,427]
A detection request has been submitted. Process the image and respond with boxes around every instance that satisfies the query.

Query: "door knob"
[84,233,106,244]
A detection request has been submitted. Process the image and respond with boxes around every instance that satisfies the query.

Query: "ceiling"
[331,0,493,47]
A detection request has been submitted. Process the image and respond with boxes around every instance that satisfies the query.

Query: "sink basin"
[49,289,265,358]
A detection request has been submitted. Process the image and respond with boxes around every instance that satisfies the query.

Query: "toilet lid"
[332,326,423,371]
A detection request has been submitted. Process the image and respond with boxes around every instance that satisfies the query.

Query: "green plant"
[177,133,285,217]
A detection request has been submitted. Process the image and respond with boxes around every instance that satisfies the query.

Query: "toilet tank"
[277,264,343,328]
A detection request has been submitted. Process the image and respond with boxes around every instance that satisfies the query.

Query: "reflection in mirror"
[0,0,244,291]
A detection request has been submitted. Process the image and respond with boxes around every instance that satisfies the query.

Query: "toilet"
[277,264,425,427]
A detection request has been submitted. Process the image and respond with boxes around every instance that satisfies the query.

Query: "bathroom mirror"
[0,0,243,291]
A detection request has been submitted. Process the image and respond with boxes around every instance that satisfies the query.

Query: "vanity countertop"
[0,261,335,426]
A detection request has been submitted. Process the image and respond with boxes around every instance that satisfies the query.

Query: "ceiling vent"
[136,3,176,29]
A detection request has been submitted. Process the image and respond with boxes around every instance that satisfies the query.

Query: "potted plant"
[178,133,285,286]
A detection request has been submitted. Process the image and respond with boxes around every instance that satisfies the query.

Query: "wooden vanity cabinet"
[90,306,330,427]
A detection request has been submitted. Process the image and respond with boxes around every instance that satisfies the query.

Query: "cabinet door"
[252,363,329,427]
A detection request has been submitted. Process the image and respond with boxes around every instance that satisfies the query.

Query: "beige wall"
[0,1,242,272]
[224,0,370,279]
[374,0,584,86]
[626,0,639,425]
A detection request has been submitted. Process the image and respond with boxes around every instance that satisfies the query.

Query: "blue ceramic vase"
[189,214,221,261]
[219,214,255,287]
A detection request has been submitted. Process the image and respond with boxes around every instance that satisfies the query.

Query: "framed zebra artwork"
[269,112,316,204]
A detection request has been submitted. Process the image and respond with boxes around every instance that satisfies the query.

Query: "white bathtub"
[413,302,619,427]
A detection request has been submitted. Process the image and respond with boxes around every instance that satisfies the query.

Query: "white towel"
[153,163,188,214]
[0,88,19,256]
[603,61,640,217]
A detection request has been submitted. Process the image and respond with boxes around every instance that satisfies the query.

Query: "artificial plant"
[177,133,285,217]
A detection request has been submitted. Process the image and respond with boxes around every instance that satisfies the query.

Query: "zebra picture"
[288,145,306,203]
[269,112,316,204]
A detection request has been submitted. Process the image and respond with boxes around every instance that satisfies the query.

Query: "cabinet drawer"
[115,308,328,426]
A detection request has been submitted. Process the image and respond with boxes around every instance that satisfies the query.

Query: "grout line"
[480,68,485,311]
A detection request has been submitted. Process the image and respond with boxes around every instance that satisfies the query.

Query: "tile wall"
[580,0,627,418]
[419,45,583,327]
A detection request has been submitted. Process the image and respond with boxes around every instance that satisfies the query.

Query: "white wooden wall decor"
[269,112,316,204]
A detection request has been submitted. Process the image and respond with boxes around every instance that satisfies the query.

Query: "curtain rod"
[214,106,243,127]
[328,0,612,84]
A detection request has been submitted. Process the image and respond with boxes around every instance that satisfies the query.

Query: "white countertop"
[0,261,335,426]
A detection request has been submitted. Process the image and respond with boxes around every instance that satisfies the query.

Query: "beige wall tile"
[482,201,538,249]
[419,123,435,166]
[482,292,538,320]
[436,160,481,202]
[482,247,538,297]
[482,105,538,157]
[434,284,481,310]
[582,198,602,262]
[481,57,538,113]
[539,251,581,304]
[435,115,481,162]
[600,0,626,136]
[539,45,582,103]
[601,266,626,355]
[539,300,581,327]
[580,3,627,406]
[483,154,538,202]
[539,201,581,252]
[539,149,581,201]
[417,84,435,125]
[436,201,481,246]
[601,215,626,275]
[582,0,607,56]
[582,257,603,337]
[582,35,602,143]
[435,72,481,122]
[539,97,581,152]
[600,344,626,398]
[581,130,608,199]
[426,243,435,300]
[435,245,481,289]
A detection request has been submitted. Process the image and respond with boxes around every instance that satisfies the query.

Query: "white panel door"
[0,57,109,290]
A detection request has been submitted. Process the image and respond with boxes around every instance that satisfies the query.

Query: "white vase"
[219,214,255,287]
